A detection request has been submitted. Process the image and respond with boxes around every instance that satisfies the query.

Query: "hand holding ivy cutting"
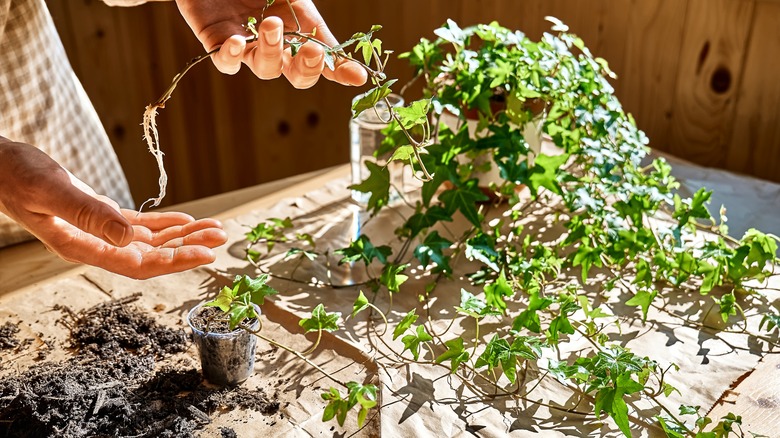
[175,0,367,88]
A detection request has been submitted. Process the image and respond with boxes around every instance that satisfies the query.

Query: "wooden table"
[1,163,778,435]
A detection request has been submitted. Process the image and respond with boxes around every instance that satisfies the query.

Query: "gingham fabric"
[0,0,153,248]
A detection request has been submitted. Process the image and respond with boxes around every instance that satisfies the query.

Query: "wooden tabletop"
[0,162,777,434]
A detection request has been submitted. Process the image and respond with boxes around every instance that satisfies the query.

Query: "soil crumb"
[0,321,21,350]
[0,298,279,437]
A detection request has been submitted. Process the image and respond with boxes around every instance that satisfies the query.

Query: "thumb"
[37,174,134,247]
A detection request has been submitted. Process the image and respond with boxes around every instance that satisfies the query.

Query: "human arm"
[174,0,368,88]
[0,139,228,279]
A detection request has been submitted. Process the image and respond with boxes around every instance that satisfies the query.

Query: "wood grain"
[668,0,755,167]
[707,352,780,436]
[620,0,688,152]
[726,0,780,180]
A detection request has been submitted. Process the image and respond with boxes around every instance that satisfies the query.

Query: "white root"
[141,104,168,210]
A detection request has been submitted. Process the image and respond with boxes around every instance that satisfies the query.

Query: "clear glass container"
[349,93,405,206]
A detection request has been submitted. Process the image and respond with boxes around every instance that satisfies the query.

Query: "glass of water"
[349,93,405,206]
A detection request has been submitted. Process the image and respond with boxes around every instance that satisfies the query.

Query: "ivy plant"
[240,18,779,436]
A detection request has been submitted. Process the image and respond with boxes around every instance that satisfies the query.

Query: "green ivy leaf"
[413,231,453,273]
[351,79,398,118]
[379,263,409,293]
[483,270,514,313]
[346,382,378,428]
[352,290,370,318]
[299,304,341,333]
[349,161,391,214]
[401,325,433,360]
[335,235,392,267]
[393,309,418,340]
[526,153,570,197]
[394,99,431,129]
[435,337,470,373]
[715,292,737,323]
[625,289,658,322]
[204,286,236,313]
[512,287,553,333]
[405,205,452,238]
[439,179,489,227]
[388,145,415,163]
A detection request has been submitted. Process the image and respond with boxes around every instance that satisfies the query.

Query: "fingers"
[121,209,195,230]
[38,218,224,280]
[212,35,247,75]
[34,172,134,247]
[131,217,227,248]
[322,60,368,86]
[247,16,284,80]
[283,40,325,89]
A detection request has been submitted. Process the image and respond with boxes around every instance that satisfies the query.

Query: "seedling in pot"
[190,274,378,428]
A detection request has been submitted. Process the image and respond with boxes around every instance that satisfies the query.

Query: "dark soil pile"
[0,321,20,350]
[68,297,188,358]
[0,297,279,438]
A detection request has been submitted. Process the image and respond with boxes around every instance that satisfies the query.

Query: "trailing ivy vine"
[236,19,779,436]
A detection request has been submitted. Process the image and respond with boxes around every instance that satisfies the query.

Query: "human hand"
[0,141,228,279]
[175,0,367,88]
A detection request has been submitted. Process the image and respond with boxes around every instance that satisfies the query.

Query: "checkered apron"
[0,0,140,248]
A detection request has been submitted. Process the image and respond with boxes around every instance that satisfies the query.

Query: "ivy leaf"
[227,294,254,330]
[379,263,409,293]
[435,337,470,373]
[204,286,236,313]
[456,289,501,318]
[475,335,513,383]
[572,243,603,283]
[512,287,553,333]
[321,387,350,427]
[335,235,392,266]
[715,292,737,323]
[346,382,378,428]
[349,161,391,214]
[351,79,398,118]
[394,99,431,129]
[405,205,452,238]
[288,39,304,57]
[525,153,570,197]
[401,325,433,360]
[393,309,418,340]
[352,290,370,318]
[388,145,415,163]
[625,289,658,322]
[439,179,489,227]
[285,248,319,261]
[235,274,279,306]
[413,231,453,273]
[299,304,341,333]
[421,164,456,207]
[483,270,514,313]
[759,313,780,333]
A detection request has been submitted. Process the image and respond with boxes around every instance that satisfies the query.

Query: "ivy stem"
[366,303,389,336]
[243,325,348,389]
[301,328,323,355]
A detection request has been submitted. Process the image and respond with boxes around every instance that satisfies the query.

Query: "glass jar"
[349,93,405,206]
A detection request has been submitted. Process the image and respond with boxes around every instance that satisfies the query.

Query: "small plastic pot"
[186,303,260,386]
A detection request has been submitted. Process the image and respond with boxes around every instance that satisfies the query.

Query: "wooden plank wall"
[44,0,780,207]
